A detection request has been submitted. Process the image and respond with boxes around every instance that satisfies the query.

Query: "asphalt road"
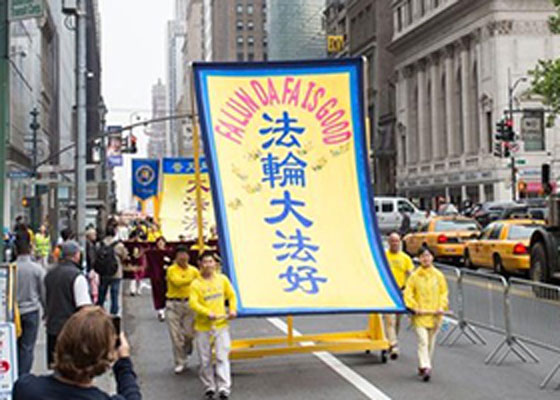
[122,289,560,400]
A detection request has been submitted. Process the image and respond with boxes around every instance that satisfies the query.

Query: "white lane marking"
[267,317,392,400]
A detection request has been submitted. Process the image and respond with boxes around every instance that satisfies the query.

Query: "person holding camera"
[13,306,141,400]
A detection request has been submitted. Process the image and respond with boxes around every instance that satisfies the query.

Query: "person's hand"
[117,333,130,359]
[208,313,217,321]
[436,309,445,315]
[228,311,237,320]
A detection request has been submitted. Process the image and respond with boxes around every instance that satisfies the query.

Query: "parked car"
[464,219,545,275]
[472,201,519,227]
[373,197,428,234]
[500,204,548,221]
[402,216,480,263]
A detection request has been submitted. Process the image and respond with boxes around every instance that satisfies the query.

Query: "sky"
[99,0,174,211]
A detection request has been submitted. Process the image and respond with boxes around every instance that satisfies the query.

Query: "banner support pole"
[190,66,205,251]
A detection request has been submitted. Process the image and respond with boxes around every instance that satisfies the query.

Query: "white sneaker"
[174,365,185,374]
[157,310,165,322]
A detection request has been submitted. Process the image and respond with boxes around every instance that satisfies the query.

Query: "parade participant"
[190,250,237,400]
[127,230,148,296]
[44,241,92,367]
[34,225,51,268]
[96,226,128,315]
[404,246,449,382]
[145,236,173,321]
[165,245,200,374]
[13,306,142,400]
[15,236,45,375]
[383,232,414,359]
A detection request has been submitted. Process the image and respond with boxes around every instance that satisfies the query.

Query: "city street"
[124,287,560,400]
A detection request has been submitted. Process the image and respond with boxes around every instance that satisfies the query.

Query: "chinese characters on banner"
[159,158,216,241]
[194,59,405,315]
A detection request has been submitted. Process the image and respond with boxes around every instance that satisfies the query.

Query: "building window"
[237,52,244,61]
[248,53,254,61]
[263,52,268,61]
[486,111,493,153]
[237,36,244,47]
[420,0,426,16]
[263,36,268,47]
[247,20,254,30]
[236,20,243,31]
[247,4,254,15]
[433,0,439,8]
[236,4,243,14]
[397,7,403,31]
[247,36,254,46]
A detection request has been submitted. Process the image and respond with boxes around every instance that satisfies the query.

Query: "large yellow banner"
[194,59,404,315]
[159,158,215,241]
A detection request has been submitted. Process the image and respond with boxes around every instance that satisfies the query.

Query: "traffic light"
[503,142,511,158]
[21,196,30,208]
[493,140,503,158]
[542,163,553,195]
[495,119,506,141]
[503,118,514,142]
[130,134,137,153]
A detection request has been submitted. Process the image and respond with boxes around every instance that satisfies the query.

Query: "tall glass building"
[267,0,326,60]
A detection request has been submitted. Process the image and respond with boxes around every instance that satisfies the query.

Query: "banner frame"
[193,58,405,317]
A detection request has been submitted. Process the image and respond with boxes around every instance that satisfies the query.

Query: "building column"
[460,37,472,155]
[417,61,427,162]
[479,183,486,203]
[444,45,455,158]
[429,53,440,160]
[403,66,415,166]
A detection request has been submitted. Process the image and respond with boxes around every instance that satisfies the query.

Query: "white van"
[373,196,428,233]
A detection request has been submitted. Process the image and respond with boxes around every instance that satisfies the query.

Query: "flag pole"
[189,65,205,252]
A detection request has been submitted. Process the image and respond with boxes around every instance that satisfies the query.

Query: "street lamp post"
[508,70,527,202]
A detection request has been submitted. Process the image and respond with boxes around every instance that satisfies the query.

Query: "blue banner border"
[193,59,405,316]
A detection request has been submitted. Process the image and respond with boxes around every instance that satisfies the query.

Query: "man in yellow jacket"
[165,245,200,374]
[383,232,415,359]
[190,250,237,400]
[404,246,448,382]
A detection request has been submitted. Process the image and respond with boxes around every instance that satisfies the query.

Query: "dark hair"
[418,246,434,257]
[54,307,116,383]
[105,226,116,238]
[15,234,31,255]
[175,245,189,257]
[198,250,217,263]
[60,227,74,241]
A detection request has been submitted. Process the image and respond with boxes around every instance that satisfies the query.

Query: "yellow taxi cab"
[463,219,545,275]
[402,216,480,262]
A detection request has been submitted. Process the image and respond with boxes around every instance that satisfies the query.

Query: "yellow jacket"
[404,265,449,328]
[166,263,200,299]
[190,273,237,332]
[385,250,415,289]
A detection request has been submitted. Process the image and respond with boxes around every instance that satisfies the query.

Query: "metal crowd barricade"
[435,263,487,346]
[507,278,560,389]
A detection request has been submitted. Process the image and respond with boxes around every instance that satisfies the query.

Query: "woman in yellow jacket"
[404,246,448,382]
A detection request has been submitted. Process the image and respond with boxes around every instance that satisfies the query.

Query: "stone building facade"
[390,0,560,208]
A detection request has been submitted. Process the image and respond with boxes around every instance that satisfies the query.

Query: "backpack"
[93,241,119,276]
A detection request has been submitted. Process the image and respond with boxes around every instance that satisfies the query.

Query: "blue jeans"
[17,310,39,376]
[98,277,121,315]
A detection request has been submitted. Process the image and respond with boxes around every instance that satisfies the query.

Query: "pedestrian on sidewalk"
[403,246,449,382]
[34,225,51,269]
[190,250,237,400]
[96,226,128,315]
[86,228,100,303]
[13,306,142,400]
[165,245,200,374]
[145,236,172,321]
[44,240,92,368]
[383,232,415,359]
[15,235,45,376]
